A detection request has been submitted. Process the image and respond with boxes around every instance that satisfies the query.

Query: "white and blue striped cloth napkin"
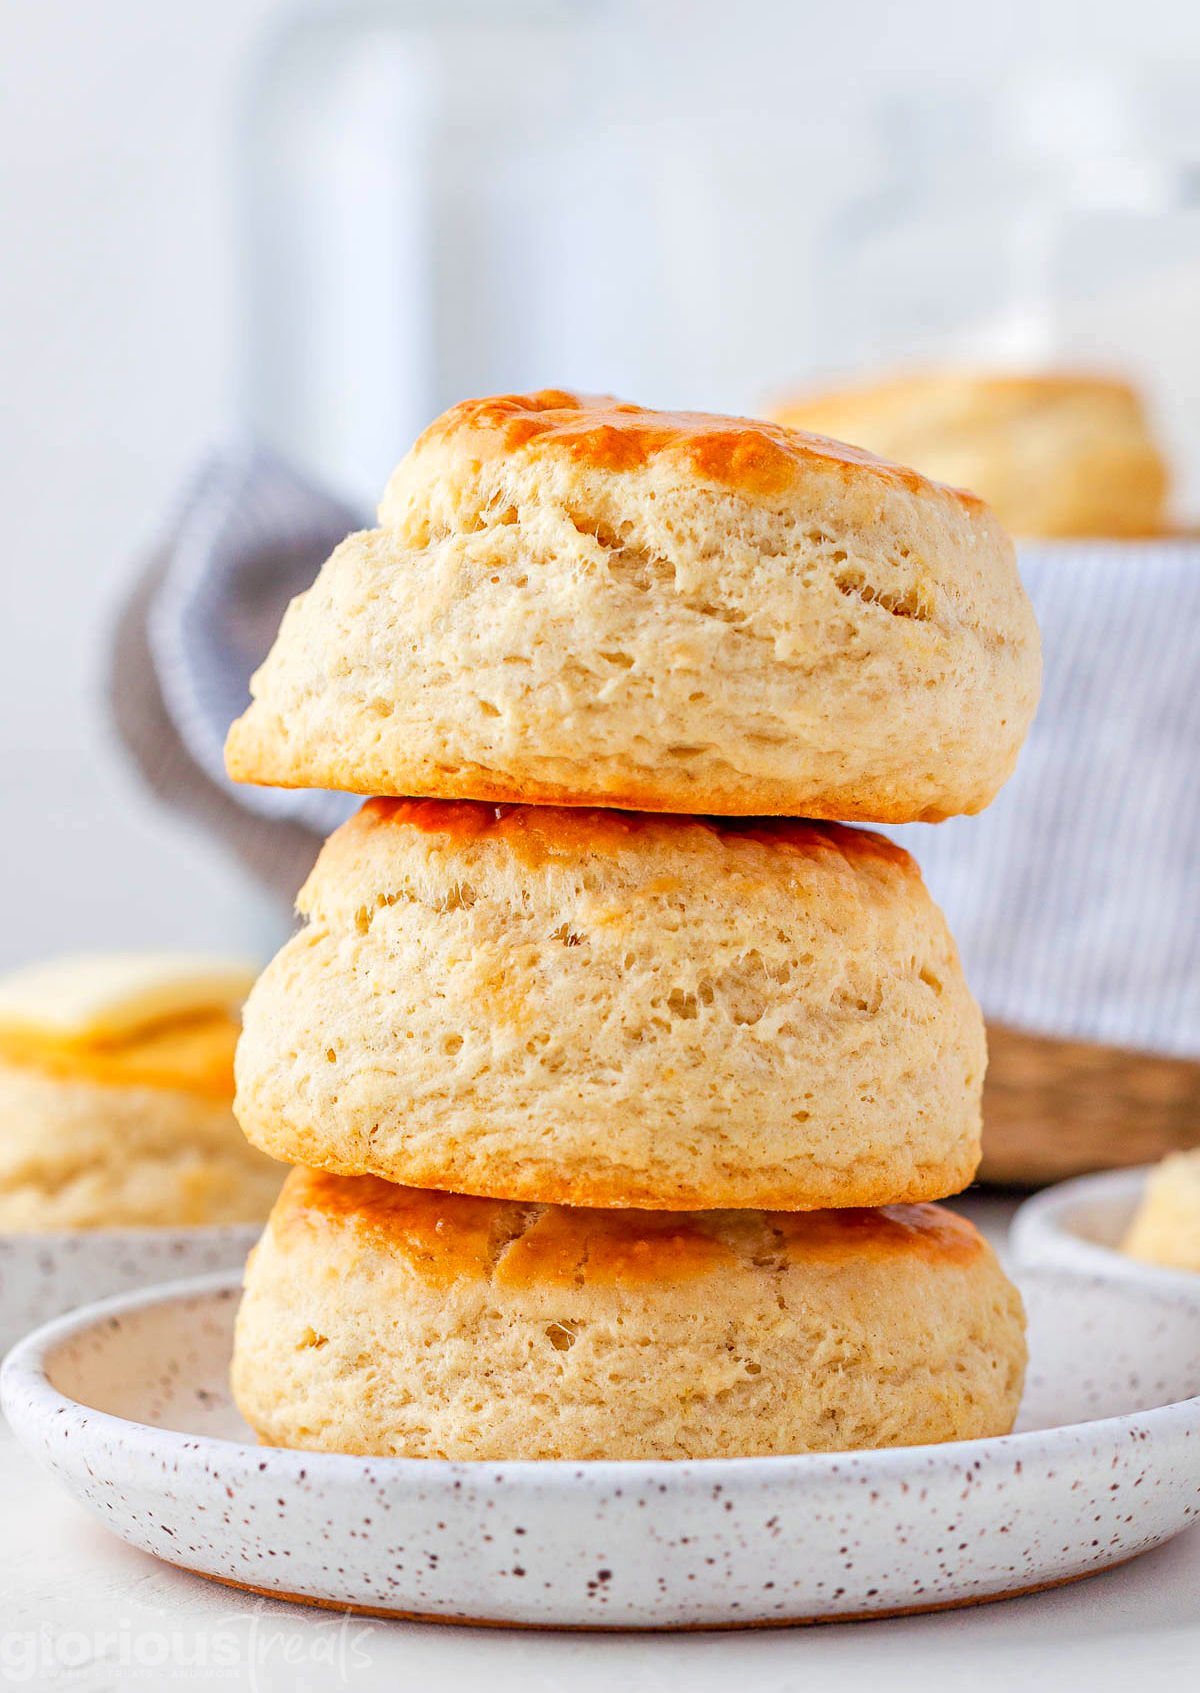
[134,446,1200,1060]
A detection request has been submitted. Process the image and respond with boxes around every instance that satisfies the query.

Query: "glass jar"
[239,0,660,503]
[819,69,1200,513]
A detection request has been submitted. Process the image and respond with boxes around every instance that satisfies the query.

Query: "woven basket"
[980,1023,1200,1188]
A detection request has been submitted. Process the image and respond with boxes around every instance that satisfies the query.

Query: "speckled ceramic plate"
[3,1266,1199,1630]
[1012,1167,1200,1296]
[0,1226,259,1359]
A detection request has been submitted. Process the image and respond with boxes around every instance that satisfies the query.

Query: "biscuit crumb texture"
[225,392,1040,822]
[235,801,986,1210]
[232,1170,1028,1460]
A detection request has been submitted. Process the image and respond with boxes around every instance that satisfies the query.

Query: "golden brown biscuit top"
[402,389,980,506]
[275,1170,983,1289]
[340,796,915,878]
[771,1205,982,1264]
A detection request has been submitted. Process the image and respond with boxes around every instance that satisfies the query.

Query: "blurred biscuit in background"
[771,371,1170,539]
[0,953,283,1229]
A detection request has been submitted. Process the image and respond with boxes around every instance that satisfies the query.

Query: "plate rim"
[5,1265,1200,1489]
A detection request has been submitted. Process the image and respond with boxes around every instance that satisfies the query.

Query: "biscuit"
[1121,1151,1200,1273]
[0,953,282,1229]
[234,799,986,1210]
[225,391,1040,823]
[0,1057,284,1229]
[232,1169,1027,1460]
[772,371,1169,539]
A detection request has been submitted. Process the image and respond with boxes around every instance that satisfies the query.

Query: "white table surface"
[2,1197,1198,1693]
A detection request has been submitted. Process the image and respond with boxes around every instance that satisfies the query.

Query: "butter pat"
[0,953,259,1044]
[1122,1150,1200,1274]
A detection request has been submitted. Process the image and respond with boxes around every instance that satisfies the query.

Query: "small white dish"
[3,1265,1200,1630]
[0,1226,258,1357]
[1011,1167,1200,1296]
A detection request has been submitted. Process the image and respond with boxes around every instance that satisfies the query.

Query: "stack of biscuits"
[225,392,1041,1462]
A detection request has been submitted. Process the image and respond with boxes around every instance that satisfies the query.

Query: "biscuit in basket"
[225,391,1040,823]
[772,370,1169,539]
